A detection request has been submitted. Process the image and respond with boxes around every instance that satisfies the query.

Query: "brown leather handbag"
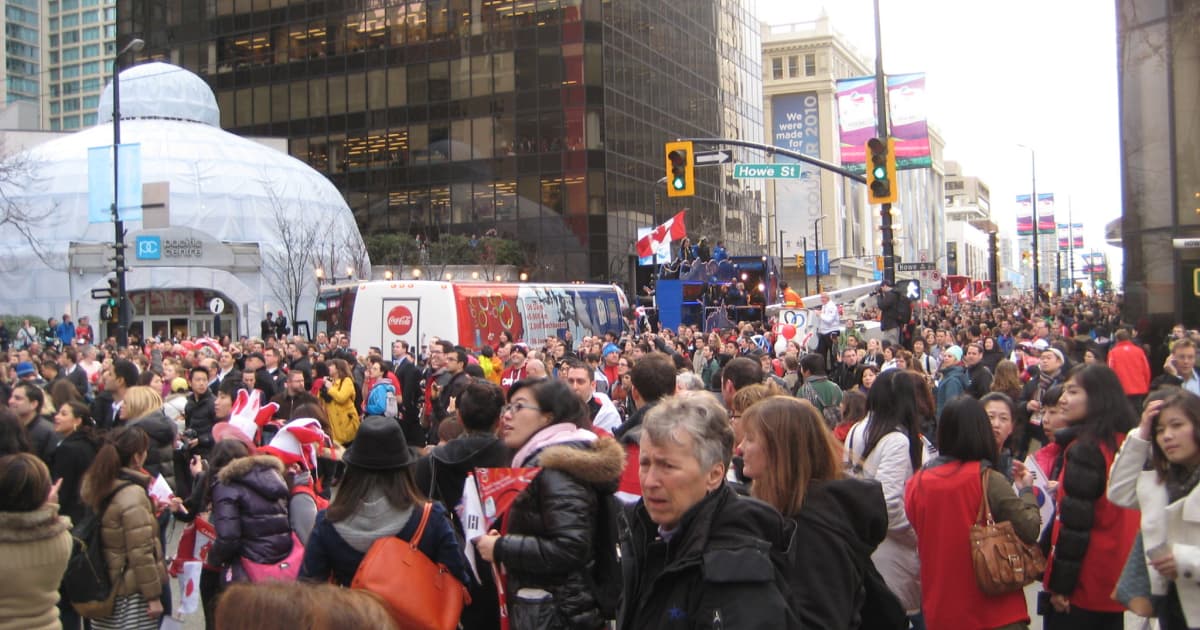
[351,502,470,630]
[969,469,1047,596]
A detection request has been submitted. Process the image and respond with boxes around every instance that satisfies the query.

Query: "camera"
[182,428,198,440]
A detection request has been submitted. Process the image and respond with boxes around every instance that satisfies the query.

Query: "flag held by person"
[635,210,687,259]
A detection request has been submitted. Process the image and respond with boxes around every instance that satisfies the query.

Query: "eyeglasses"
[502,402,542,415]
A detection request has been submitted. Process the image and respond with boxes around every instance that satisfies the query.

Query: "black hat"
[342,416,414,470]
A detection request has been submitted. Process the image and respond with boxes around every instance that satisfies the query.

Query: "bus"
[314,280,629,353]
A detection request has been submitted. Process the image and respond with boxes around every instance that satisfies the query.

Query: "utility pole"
[813,215,825,293]
[801,236,809,295]
[110,38,144,347]
[988,230,1000,308]
[872,0,895,285]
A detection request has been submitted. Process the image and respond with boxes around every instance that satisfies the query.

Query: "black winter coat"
[493,436,625,630]
[209,455,293,567]
[50,430,99,525]
[184,391,217,455]
[618,483,800,630]
[129,409,178,491]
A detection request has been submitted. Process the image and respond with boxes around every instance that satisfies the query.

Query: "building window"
[805,53,816,76]
[787,55,799,78]
[771,57,782,80]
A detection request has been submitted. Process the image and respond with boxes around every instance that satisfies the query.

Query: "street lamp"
[812,215,826,293]
[111,37,144,348]
[1017,144,1040,303]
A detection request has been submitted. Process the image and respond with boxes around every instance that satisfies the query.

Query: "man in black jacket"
[184,366,217,457]
[413,380,509,630]
[876,280,902,346]
[391,340,424,447]
[963,342,994,399]
[91,358,138,430]
[619,394,799,630]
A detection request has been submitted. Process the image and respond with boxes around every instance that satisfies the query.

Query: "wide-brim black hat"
[342,415,414,470]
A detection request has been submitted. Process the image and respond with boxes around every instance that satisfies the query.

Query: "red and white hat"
[211,389,279,448]
[262,418,327,472]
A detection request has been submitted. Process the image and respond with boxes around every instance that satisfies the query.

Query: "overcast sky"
[755,0,1123,275]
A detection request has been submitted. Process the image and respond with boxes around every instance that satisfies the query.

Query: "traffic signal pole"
[872,0,895,286]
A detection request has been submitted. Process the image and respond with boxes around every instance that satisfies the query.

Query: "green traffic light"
[107,298,117,307]
[672,177,686,190]
[873,166,887,180]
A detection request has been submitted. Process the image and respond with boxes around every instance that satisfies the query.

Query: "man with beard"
[963,343,994,399]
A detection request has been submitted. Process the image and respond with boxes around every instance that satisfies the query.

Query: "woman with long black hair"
[1040,364,1139,630]
[843,368,930,627]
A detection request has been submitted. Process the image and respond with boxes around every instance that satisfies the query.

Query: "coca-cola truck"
[315,280,629,353]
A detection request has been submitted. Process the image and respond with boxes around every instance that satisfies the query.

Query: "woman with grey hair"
[618,394,799,629]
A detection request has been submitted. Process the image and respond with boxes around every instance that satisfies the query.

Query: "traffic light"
[664,140,694,197]
[796,253,804,269]
[865,137,897,204]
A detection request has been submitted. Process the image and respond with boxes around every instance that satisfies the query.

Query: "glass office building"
[1117,0,1200,334]
[118,0,765,284]
[46,0,119,130]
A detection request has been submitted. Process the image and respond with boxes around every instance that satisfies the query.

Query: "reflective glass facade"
[1117,0,1200,331]
[6,0,41,104]
[46,0,119,130]
[119,0,765,284]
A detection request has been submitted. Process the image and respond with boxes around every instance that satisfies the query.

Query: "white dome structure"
[0,61,367,339]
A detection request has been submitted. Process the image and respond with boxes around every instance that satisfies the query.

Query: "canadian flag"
[636,211,687,259]
[958,284,971,301]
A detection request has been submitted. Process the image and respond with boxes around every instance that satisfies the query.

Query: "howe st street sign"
[732,163,803,179]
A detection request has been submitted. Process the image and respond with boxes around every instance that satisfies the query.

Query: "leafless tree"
[0,147,56,270]
[261,180,320,328]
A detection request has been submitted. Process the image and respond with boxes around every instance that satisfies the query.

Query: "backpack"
[365,382,392,416]
[587,492,623,620]
[63,482,134,618]
[800,380,843,429]
[385,391,399,419]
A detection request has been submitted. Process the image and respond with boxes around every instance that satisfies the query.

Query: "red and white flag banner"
[636,210,687,259]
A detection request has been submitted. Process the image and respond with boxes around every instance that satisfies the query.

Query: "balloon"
[781,324,797,340]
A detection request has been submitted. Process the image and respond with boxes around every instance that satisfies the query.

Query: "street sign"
[209,297,225,314]
[91,287,114,300]
[732,163,803,179]
[897,262,936,272]
[694,150,733,165]
[1174,238,1200,249]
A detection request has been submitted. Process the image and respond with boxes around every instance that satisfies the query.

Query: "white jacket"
[844,418,921,613]
[1108,428,1200,626]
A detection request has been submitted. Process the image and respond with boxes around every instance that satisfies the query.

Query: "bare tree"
[261,180,320,328]
[0,147,56,270]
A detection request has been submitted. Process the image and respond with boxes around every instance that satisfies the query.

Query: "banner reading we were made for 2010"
[835,73,933,175]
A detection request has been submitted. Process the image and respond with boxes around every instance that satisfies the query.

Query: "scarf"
[1167,465,1200,504]
[1035,369,1058,402]
[511,422,596,467]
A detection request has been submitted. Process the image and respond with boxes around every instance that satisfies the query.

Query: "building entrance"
[114,289,239,343]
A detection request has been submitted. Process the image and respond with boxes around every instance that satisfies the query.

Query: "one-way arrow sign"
[695,150,733,166]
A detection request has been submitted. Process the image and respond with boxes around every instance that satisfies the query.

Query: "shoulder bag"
[969,469,1046,596]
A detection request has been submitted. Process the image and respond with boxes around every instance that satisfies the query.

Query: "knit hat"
[602,343,621,357]
[170,377,189,393]
[944,345,964,362]
[14,362,35,378]
[1044,347,1065,364]
[262,418,328,472]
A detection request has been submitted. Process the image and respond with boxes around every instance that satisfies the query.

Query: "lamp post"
[1017,144,1039,303]
[813,215,826,293]
[111,37,145,347]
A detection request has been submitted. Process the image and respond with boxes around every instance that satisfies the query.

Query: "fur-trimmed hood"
[535,436,626,487]
[217,454,285,484]
[0,504,70,543]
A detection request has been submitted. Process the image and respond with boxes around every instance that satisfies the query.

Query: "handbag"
[238,533,304,583]
[352,502,469,630]
[969,469,1046,596]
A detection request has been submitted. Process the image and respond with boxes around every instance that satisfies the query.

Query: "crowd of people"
[0,287,1197,630]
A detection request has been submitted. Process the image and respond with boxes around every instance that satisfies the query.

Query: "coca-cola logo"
[387,305,413,335]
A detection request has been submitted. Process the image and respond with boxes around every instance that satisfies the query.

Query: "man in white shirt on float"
[815,292,841,370]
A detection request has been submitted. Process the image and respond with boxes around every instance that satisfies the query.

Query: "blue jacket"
[299,501,469,588]
[936,365,970,417]
[55,321,75,345]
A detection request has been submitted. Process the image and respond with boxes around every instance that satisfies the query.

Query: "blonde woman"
[120,386,178,493]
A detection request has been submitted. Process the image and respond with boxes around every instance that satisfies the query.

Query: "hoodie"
[413,433,510,511]
[129,409,179,491]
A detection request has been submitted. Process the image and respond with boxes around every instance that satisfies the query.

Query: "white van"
[314,280,629,353]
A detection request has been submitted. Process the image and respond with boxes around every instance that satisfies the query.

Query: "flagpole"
[1067,196,1075,294]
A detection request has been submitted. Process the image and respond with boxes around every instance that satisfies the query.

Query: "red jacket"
[1107,340,1150,396]
[1043,435,1140,612]
[905,460,1031,630]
